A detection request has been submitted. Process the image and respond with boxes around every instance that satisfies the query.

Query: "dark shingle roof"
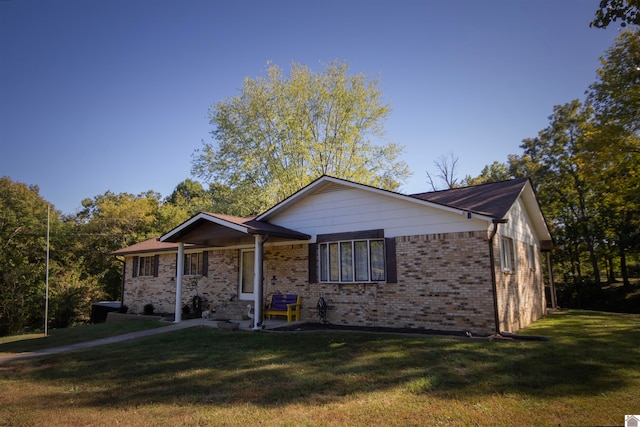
[114,178,536,256]
[410,178,529,218]
[111,238,194,255]
[185,212,311,240]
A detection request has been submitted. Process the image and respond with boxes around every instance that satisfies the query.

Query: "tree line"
[1,24,638,335]
[429,29,639,309]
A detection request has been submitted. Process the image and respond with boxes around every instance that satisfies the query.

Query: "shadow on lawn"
[9,310,640,408]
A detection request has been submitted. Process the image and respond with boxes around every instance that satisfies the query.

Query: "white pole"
[44,204,50,336]
[174,242,184,323]
[252,235,265,330]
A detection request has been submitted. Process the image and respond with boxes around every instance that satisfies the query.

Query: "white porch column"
[253,235,266,330]
[174,242,184,323]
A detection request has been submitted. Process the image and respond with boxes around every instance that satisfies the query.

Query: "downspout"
[115,256,126,308]
[546,252,557,309]
[489,218,508,335]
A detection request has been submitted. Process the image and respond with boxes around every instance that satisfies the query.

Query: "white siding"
[269,186,490,238]
[502,197,540,246]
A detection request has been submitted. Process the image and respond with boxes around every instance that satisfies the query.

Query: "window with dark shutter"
[314,230,397,284]
[136,255,157,277]
[184,252,206,276]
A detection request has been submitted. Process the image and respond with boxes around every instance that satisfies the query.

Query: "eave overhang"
[159,212,310,246]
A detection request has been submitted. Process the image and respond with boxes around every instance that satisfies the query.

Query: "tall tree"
[164,178,224,217]
[71,191,166,300]
[0,177,51,334]
[588,30,640,138]
[586,29,640,286]
[167,179,208,208]
[462,161,513,186]
[518,101,603,286]
[192,60,410,215]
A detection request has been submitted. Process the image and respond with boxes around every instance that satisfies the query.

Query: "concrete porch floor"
[181,317,308,331]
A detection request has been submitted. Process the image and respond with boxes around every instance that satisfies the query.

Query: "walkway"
[0,318,299,365]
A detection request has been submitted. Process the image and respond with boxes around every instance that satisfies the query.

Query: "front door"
[239,249,254,300]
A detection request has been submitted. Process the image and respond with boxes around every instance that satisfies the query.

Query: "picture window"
[318,239,385,283]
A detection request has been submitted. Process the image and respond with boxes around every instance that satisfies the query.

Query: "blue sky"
[0,0,621,214]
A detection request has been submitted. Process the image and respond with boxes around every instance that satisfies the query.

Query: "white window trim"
[500,236,517,273]
[238,249,255,300]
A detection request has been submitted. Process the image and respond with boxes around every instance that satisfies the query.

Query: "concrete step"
[211,301,253,321]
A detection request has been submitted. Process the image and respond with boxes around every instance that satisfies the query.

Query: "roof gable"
[259,175,551,243]
[258,175,496,222]
[159,212,310,246]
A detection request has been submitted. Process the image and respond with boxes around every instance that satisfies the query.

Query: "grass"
[1,310,639,426]
[0,319,165,355]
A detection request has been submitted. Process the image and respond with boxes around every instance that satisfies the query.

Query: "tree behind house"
[192,60,411,215]
[0,177,50,334]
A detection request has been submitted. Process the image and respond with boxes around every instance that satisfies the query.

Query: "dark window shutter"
[153,254,160,277]
[202,251,209,276]
[308,243,317,283]
[385,238,397,283]
[132,256,139,278]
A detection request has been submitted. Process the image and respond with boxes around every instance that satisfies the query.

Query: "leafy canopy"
[462,161,513,186]
[591,0,640,28]
[192,60,411,215]
[0,177,50,334]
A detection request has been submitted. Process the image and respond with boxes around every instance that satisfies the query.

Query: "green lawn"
[0,319,166,355]
[1,310,638,426]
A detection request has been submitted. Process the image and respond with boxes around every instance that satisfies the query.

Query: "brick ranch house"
[112,175,554,335]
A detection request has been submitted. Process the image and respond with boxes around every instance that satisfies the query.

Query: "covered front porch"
[159,212,311,329]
